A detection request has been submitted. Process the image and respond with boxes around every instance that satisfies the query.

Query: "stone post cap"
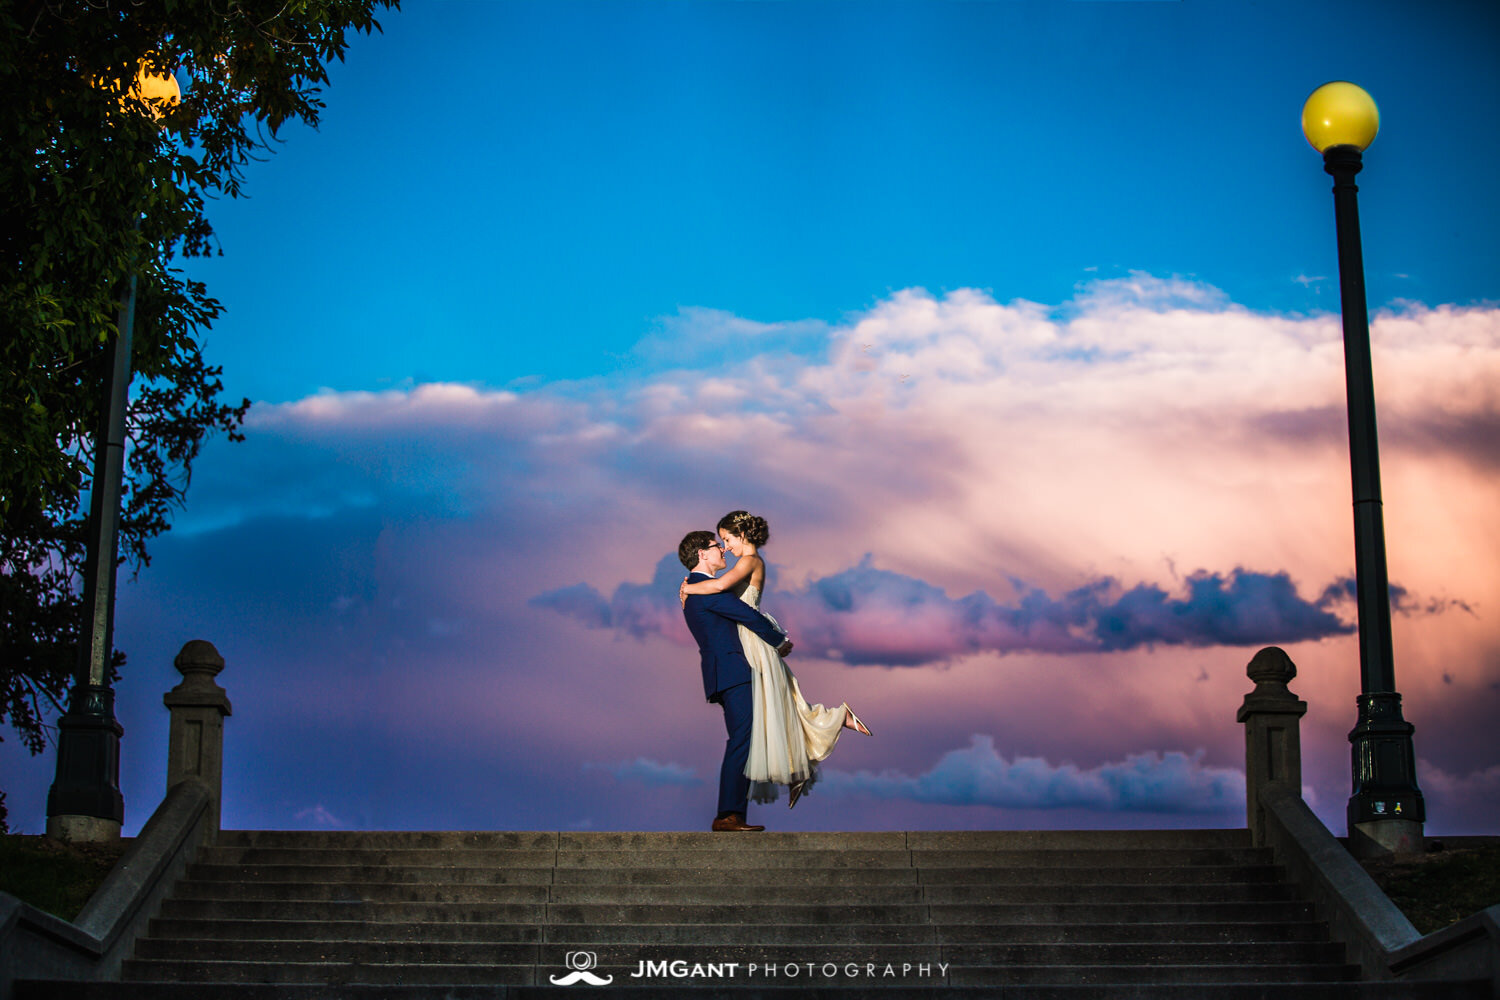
[1238,646,1306,722]
[1247,646,1296,686]
[165,639,231,714]
[174,639,225,677]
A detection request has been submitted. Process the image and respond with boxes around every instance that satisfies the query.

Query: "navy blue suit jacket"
[681,572,788,702]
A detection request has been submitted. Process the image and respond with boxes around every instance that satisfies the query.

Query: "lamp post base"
[46,814,122,843]
[1346,690,1424,861]
[45,684,125,843]
[1348,818,1423,859]
[1346,690,1423,861]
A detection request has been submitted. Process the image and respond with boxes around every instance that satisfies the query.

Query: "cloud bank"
[534,554,1365,665]
[583,738,1247,815]
[818,736,1245,814]
[8,275,1494,837]
[204,276,1500,833]
[583,757,703,788]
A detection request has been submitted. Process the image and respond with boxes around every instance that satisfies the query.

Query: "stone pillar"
[1237,646,1307,847]
[164,640,232,842]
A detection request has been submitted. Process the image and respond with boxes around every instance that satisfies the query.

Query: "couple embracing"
[677,510,871,832]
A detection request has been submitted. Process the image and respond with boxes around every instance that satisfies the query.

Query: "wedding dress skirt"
[736,584,850,804]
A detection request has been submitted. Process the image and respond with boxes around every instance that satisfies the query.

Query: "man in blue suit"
[678,530,793,832]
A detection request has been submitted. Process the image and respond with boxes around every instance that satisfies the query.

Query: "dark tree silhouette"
[1,0,397,771]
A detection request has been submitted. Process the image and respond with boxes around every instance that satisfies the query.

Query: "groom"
[678,529,793,832]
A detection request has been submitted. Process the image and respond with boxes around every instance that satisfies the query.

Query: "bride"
[680,510,870,808]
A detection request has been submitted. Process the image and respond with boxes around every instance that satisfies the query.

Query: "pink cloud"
[27,274,1486,836]
[535,554,1375,665]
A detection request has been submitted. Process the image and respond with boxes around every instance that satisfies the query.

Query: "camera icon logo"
[549,950,613,986]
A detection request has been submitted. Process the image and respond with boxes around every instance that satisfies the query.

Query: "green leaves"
[1,0,397,757]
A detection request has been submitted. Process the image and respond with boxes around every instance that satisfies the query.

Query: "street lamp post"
[45,65,180,843]
[1301,81,1424,857]
[44,274,136,842]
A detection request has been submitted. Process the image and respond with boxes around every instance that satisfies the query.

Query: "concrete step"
[164,878,1296,905]
[910,848,1273,867]
[910,829,1252,850]
[156,898,933,924]
[157,897,549,922]
[26,825,1412,995]
[945,964,1361,986]
[155,896,1321,925]
[546,862,1279,885]
[213,830,562,850]
[926,900,1319,924]
[168,880,557,903]
[187,864,557,886]
[212,830,916,850]
[131,937,1348,967]
[143,916,1334,946]
[148,917,544,942]
[914,883,1298,904]
[552,920,1335,946]
[190,857,949,885]
[115,958,1363,987]
[917,864,1283,884]
[133,939,544,964]
[196,844,1272,867]
[119,960,537,986]
[931,920,1333,943]
[553,865,919,885]
[202,847,926,868]
[211,828,1254,850]
[182,860,1283,887]
[146,917,945,945]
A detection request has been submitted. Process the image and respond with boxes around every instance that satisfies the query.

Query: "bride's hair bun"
[717,509,769,547]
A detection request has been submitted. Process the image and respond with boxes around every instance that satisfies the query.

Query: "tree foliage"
[1,0,396,757]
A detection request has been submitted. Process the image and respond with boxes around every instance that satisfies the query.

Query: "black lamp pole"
[1321,144,1425,843]
[45,269,135,839]
[45,65,181,840]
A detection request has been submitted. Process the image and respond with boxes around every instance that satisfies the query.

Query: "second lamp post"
[1301,80,1424,857]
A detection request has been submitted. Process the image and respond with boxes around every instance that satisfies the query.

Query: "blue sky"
[189,0,1499,400]
[6,0,1500,838]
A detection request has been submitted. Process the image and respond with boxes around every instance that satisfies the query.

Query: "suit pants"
[715,681,753,818]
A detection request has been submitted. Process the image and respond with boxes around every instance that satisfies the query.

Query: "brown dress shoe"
[711,813,765,832]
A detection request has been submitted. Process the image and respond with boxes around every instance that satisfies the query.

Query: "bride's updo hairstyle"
[717,510,769,547]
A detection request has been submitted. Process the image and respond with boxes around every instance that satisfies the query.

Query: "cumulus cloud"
[818,735,1245,814]
[629,306,831,367]
[530,554,693,645]
[71,275,1494,834]
[293,804,347,828]
[1316,577,1477,618]
[212,279,1500,607]
[584,757,703,788]
[533,553,1358,665]
[794,559,1354,663]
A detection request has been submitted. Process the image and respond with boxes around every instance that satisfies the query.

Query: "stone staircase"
[15,827,1485,999]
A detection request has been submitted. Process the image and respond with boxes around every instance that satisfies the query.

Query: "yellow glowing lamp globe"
[93,61,181,118]
[132,65,181,115]
[1302,81,1379,153]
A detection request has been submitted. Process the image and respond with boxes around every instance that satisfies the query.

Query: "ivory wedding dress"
[735,583,851,804]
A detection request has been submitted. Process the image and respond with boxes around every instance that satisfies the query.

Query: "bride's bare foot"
[844,708,871,736]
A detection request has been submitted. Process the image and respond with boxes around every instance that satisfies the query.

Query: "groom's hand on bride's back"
[777,639,793,658]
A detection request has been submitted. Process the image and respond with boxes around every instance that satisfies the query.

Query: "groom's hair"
[678,530,716,570]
